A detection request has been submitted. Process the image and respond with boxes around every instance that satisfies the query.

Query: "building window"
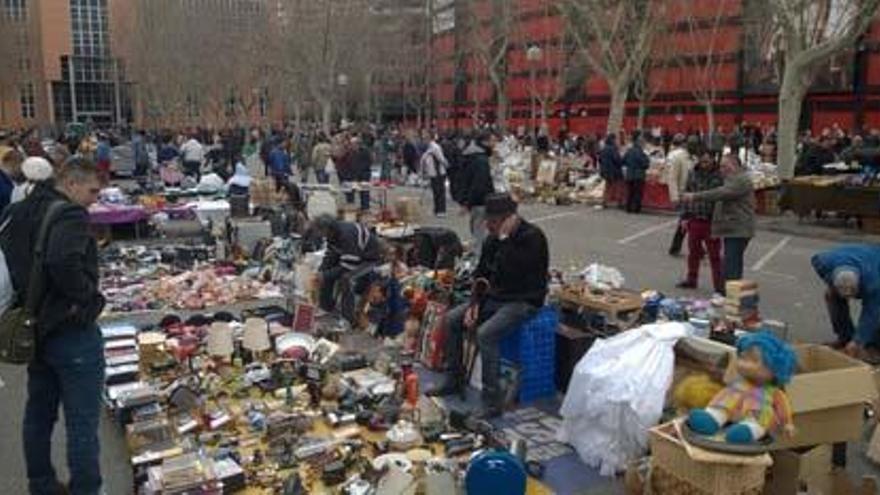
[2,0,27,21]
[20,81,35,119]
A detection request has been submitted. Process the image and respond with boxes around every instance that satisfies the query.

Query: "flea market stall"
[85,170,880,495]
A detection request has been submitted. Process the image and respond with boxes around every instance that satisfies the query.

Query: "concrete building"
[0,0,133,129]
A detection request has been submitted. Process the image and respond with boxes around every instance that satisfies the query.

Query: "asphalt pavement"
[0,191,875,494]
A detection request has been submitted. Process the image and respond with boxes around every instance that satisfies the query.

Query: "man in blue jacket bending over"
[812,244,880,362]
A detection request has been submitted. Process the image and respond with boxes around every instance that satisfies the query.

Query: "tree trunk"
[637,98,647,131]
[705,101,715,138]
[293,100,303,129]
[607,79,628,136]
[320,99,332,135]
[777,65,810,179]
[496,91,508,132]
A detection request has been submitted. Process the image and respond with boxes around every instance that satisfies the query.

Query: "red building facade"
[429,0,880,136]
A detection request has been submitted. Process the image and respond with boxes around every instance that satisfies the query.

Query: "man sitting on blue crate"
[811,243,880,363]
[427,193,549,418]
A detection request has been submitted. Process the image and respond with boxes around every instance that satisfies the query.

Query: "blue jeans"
[444,300,537,405]
[24,326,104,495]
[826,289,857,344]
[723,237,751,283]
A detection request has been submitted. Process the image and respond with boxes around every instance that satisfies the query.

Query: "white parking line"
[617,220,678,245]
[751,236,791,271]
[529,211,578,224]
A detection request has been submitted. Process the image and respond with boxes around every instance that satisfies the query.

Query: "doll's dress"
[707,378,793,432]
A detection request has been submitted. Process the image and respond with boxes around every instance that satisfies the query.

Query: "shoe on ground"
[425,377,463,397]
[435,212,447,218]
[668,250,682,257]
[675,280,697,289]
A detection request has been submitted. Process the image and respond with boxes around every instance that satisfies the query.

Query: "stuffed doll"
[687,331,798,444]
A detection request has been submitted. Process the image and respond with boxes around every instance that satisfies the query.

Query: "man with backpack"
[1,159,105,495]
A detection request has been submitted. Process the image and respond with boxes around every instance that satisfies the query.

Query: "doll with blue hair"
[687,331,798,444]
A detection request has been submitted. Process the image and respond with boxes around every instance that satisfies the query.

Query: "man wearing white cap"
[11,156,54,205]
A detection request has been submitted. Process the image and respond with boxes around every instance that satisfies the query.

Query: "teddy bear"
[687,331,798,444]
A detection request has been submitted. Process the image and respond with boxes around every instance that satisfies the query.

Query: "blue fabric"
[268,147,292,178]
[23,326,105,495]
[622,145,650,181]
[725,423,756,444]
[157,144,178,162]
[0,169,14,212]
[723,237,750,282]
[812,244,880,345]
[95,142,111,162]
[688,408,721,435]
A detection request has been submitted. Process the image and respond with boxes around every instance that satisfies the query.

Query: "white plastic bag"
[557,322,691,476]
[581,263,625,290]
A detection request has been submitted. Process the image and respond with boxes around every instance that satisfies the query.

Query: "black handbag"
[0,201,66,364]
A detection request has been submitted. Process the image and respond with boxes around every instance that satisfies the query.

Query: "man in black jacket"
[623,130,651,213]
[2,160,105,495]
[458,133,495,257]
[313,215,382,321]
[427,193,548,418]
[598,134,623,208]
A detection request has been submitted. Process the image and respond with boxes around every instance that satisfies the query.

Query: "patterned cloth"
[682,167,723,220]
[708,378,794,432]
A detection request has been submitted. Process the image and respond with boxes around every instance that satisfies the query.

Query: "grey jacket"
[692,171,755,239]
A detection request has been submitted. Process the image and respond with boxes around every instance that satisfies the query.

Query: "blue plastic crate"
[500,306,558,403]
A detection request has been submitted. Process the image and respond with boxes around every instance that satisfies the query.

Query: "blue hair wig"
[736,331,798,385]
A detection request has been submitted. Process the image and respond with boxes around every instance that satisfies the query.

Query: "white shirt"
[420,140,448,178]
[180,139,205,163]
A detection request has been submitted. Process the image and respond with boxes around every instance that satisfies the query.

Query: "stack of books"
[724,280,761,329]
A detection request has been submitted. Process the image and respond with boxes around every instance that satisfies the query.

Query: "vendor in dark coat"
[812,244,880,362]
[427,193,548,419]
[796,136,836,176]
[458,133,495,257]
[623,131,650,213]
[313,215,382,315]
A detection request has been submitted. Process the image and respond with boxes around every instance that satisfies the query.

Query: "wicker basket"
[651,465,763,495]
[649,422,768,495]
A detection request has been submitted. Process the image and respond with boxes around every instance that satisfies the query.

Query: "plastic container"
[500,306,558,403]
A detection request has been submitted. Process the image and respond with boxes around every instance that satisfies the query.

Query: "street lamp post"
[526,45,543,132]
[337,73,349,124]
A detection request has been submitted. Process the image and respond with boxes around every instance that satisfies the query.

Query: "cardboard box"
[764,445,833,495]
[775,345,878,450]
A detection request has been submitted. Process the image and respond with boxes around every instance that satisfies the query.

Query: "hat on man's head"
[485,193,518,219]
[22,156,53,181]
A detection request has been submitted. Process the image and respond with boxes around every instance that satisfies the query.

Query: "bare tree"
[460,0,519,131]
[669,0,735,134]
[278,0,373,133]
[766,0,880,178]
[633,43,670,131]
[561,0,664,135]
[524,0,578,130]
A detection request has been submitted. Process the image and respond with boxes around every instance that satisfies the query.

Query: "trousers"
[430,176,447,215]
[444,300,537,404]
[686,219,723,292]
[723,237,751,283]
[626,179,645,213]
[24,326,105,495]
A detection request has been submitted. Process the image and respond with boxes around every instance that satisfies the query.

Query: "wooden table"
[556,286,643,330]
